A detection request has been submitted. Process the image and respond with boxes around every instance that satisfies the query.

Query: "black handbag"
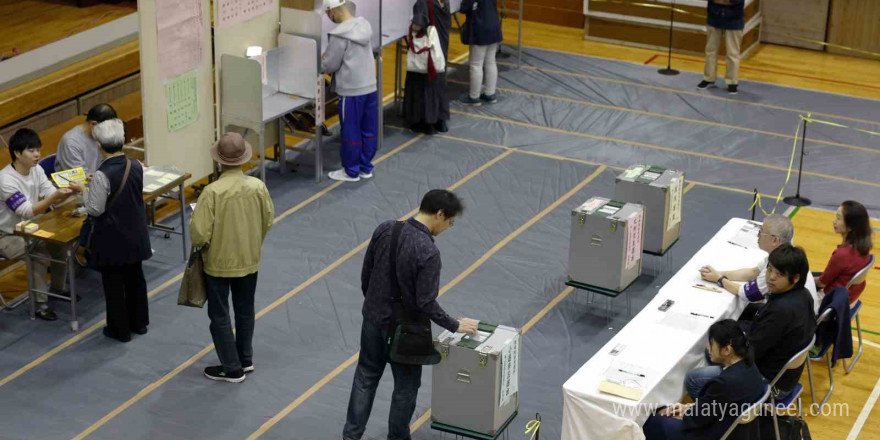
[76,158,131,267]
[387,221,442,365]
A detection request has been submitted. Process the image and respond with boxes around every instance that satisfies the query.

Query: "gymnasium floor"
[2,15,880,440]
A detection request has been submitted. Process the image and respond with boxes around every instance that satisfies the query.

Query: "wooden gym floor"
[2,4,879,438]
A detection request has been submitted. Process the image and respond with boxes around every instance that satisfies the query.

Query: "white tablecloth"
[561,218,766,440]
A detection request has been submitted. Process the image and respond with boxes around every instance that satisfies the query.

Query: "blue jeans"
[205,272,258,373]
[343,320,422,440]
[643,414,686,440]
[685,366,723,399]
[339,92,379,178]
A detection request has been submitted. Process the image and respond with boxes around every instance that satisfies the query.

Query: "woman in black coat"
[404,0,452,135]
[71,119,152,343]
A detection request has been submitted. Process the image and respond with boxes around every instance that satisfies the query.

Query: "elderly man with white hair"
[699,214,819,314]
[69,119,152,342]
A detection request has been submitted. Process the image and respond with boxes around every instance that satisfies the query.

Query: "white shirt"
[0,164,56,234]
[737,256,820,314]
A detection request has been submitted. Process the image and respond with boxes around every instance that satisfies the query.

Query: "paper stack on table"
[143,166,184,194]
[728,220,761,250]
[599,361,651,401]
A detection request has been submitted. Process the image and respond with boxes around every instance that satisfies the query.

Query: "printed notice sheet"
[156,0,203,81]
[500,334,520,407]
[625,209,644,270]
[166,71,198,131]
[217,0,275,27]
[667,177,683,231]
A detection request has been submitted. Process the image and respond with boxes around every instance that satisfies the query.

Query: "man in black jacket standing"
[697,0,745,95]
[343,189,479,440]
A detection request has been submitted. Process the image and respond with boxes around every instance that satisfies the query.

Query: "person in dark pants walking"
[69,119,152,342]
[343,190,479,440]
[191,133,275,383]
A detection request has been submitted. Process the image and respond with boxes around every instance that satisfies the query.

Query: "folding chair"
[767,335,814,440]
[719,384,771,440]
[843,254,874,374]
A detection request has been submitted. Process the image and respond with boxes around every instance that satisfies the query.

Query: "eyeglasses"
[757,227,778,239]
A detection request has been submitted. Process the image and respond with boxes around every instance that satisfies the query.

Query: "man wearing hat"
[322,0,378,182]
[192,132,275,383]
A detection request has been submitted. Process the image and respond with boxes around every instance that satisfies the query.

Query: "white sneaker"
[359,171,373,179]
[328,170,360,182]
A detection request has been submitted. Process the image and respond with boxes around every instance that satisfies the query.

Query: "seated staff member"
[643,319,765,440]
[56,103,117,174]
[69,119,152,343]
[815,200,873,306]
[699,214,818,314]
[686,244,816,399]
[0,128,74,320]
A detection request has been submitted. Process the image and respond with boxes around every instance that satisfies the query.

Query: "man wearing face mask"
[322,0,378,183]
[56,103,117,174]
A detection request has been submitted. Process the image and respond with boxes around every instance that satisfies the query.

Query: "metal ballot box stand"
[431,323,520,439]
[614,165,684,255]
[568,197,645,292]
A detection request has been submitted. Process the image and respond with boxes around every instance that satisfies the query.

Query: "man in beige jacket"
[191,133,274,383]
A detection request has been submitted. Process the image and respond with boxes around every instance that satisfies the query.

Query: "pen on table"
[727,241,748,249]
[618,368,646,378]
[690,312,715,319]
[693,283,722,293]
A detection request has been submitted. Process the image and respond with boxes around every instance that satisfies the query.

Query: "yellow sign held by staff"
[51,167,87,188]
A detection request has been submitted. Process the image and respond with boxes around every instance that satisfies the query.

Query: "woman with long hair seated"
[816,200,873,306]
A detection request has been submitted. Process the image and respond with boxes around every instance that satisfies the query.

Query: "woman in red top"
[816,200,873,305]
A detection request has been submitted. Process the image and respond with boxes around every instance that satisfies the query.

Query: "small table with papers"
[14,166,191,331]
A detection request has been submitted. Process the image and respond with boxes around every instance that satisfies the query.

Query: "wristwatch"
[717,276,728,288]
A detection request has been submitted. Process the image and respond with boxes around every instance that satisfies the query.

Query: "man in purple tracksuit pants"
[322,0,378,182]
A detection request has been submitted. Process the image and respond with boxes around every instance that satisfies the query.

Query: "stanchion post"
[783,117,812,207]
[751,188,758,220]
[658,0,680,76]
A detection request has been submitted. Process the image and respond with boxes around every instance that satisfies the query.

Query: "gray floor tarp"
[0,46,876,440]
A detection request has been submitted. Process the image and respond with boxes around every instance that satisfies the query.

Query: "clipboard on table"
[51,167,87,188]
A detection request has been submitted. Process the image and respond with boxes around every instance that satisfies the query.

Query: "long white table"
[561,218,765,440]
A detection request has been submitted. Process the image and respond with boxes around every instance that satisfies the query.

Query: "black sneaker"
[434,120,448,133]
[204,366,246,383]
[458,95,483,106]
[697,80,714,90]
[131,326,148,335]
[480,93,498,104]
[35,308,58,321]
[102,327,131,342]
[242,361,255,373]
[728,84,738,95]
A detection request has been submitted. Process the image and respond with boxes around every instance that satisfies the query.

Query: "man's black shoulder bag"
[387,221,442,365]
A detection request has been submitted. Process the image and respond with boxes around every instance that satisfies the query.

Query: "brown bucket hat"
[211,132,252,166]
